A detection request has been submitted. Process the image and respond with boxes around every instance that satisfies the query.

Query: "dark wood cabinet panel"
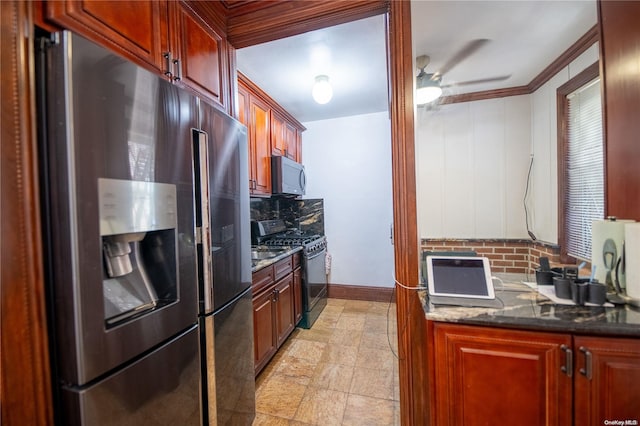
[599,1,640,220]
[171,1,227,107]
[433,323,573,426]
[249,95,271,195]
[252,288,277,376]
[574,336,640,425]
[270,111,286,157]
[274,275,295,348]
[46,0,167,73]
[293,267,302,325]
[285,121,299,161]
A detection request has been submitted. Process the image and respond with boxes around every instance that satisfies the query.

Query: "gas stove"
[252,219,326,255]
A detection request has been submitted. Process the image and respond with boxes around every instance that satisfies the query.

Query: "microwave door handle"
[300,168,307,193]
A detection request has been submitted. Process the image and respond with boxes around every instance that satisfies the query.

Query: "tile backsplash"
[250,197,325,236]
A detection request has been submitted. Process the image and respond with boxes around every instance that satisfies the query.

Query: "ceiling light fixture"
[312,75,333,104]
[415,72,442,105]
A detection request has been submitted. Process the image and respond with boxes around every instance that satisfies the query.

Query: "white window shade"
[565,79,604,261]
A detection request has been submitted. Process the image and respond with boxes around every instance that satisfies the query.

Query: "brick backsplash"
[421,239,561,275]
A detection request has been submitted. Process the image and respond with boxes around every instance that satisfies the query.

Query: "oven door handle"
[305,249,326,260]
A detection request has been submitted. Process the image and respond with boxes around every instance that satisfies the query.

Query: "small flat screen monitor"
[426,256,495,299]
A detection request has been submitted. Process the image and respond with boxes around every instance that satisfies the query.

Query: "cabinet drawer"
[252,265,274,296]
[273,256,293,281]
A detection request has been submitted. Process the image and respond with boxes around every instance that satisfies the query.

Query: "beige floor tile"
[329,328,362,347]
[326,298,347,307]
[363,315,390,334]
[253,299,399,426]
[252,412,291,425]
[320,344,358,366]
[293,387,348,425]
[335,313,366,331]
[360,330,394,351]
[255,377,306,419]
[342,300,373,313]
[310,362,354,392]
[350,367,394,400]
[355,346,395,371]
[286,340,327,364]
[342,394,398,426]
[272,356,318,385]
[295,326,334,344]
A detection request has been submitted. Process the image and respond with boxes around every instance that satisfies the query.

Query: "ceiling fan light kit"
[416,72,443,104]
[312,75,333,104]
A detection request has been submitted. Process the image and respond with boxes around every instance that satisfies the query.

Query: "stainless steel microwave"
[272,155,306,196]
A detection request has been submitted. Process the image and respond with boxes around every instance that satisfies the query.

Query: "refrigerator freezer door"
[212,287,256,424]
[61,325,200,426]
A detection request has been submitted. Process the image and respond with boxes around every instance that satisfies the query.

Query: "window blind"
[565,78,604,261]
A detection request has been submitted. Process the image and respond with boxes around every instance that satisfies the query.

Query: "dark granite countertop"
[421,281,640,338]
[251,246,303,273]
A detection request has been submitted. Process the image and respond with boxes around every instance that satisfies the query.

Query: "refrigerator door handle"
[195,130,214,312]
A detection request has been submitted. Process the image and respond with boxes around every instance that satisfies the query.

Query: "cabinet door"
[574,336,640,425]
[274,274,295,348]
[293,267,302,325]
[433,323,572,426]
[284,122,299,161]
[270,112,286,157]
[46,0,167,73]
[249,96,271,195]
[170,1,227,107]
[252,289,276,376]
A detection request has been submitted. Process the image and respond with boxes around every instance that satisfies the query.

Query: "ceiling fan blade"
[441,75,512,88]
[435,39,490,78]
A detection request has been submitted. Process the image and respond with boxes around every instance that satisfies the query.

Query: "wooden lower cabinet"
[252,254,301,376]
[433,323,572,426]
[274,274,295,348]
[252,286,277,375]
[573,336,640,425]
[430,322,640,425]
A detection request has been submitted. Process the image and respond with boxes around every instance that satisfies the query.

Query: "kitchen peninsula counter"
[419,281,640,425]
[420,282,640,338]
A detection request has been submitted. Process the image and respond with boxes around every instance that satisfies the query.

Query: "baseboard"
[327,283,395,302]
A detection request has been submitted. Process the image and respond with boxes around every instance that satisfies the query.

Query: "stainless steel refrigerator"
[37,31,255,425]
[194,100,255,425]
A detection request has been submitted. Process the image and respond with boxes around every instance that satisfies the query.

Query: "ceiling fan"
[416,39,511,105]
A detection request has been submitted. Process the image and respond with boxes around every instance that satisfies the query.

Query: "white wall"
[302,111,395,288]
[415,43,599,243]
[529,43,599,243]
[416,96,531,239]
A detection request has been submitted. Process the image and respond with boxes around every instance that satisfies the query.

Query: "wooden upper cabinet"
[249,95,272,196]
[169,1,227,107]
[270,111,286,157]
[45,1,229,110]
[237,84,249,127]
[46,1,168,74]
[573,335,640,425]
[285,122,300,161]
[433,323,573,426]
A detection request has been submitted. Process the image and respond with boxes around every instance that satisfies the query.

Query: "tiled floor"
[253,298,400,426]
